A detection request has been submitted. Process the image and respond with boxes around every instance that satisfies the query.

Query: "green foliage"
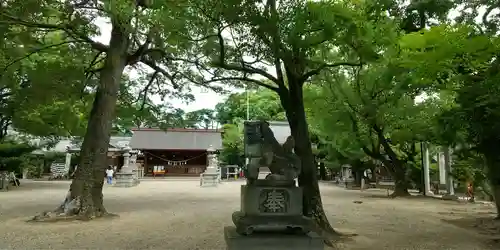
[303,0,500,195]
[0,19,94,138]
[0,141,37,173]
[113,82,191,135]
[304,13,484,192]
[216,88,287,166]
[185,109,216,129]
[0,5,201,139]
[215,88,285,125]
[1,0,225,142]
[219,123,244,166]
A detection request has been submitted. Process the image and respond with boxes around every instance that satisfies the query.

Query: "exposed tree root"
[390,188,411,198]
[311,204,358,247]
[313,222,358,247]
[30,190,117,223]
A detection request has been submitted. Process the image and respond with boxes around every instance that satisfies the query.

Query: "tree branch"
[346,110,380,159]
[372,124,400,164]
[0,14,109,52]
[268,0,286,87]
[80,51,105,100]
[202,77,279,91]
[139,58,178,89]
[127,31,154,65]
[482,3,500,33]
[212,25,281,85]
[84,51,105,75]
[301,61,362,82]
[138,71,159,111]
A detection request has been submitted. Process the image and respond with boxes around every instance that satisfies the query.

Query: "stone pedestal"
[422,142,433,195]
[132,169,140,185]
[64,151,72,177]
[438,152,446,185]
[231,180,312,235]
[201,145,220,187]
[0,172,8,191]
[344,178,355,189]
[224,226,323,250]
[114,148,139,188]
[114,172,138,188]
[444,147,455,196]
[226,120,322,249]
[200,172,219,187]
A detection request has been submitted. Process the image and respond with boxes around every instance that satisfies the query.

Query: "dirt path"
[0,180,497,250]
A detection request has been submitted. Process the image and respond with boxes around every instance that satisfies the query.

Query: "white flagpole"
[245,86,250,168]
[246,87,250,121]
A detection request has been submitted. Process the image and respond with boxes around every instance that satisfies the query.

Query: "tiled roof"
[35,136,132,153]
[130,128,222,150]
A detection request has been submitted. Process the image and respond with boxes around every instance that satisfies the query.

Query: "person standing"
[106,166,114,184]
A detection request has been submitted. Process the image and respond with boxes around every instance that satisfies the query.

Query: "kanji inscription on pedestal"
[259,189,289,213]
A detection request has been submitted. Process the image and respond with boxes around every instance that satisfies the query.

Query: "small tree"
[219,123,245,166]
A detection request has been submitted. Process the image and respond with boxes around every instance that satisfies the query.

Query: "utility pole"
[245,87,250,170]
[246,88,250,121]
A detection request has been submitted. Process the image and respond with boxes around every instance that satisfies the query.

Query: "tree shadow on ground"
[0,190,233,223]
[4,180,70,192]
[442,216,500,248]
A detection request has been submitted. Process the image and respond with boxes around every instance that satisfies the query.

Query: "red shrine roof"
[129,128,223,150]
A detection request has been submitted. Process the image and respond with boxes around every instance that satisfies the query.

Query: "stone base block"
[114,173,139,188]
[224,226,323,250]
[114,180,138,187]
[232,211,312,235]
[240,184,302,216]
[0,177,8,191]
[200,173,219,187]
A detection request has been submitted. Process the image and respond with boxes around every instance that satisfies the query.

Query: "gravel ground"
[0,179,497,250]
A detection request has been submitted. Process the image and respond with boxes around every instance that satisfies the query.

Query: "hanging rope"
[144,151,207,165]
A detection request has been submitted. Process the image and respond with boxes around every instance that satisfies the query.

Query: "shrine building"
[129,128,223,177]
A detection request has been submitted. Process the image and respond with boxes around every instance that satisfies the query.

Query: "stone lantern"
[207,145,217,168]
[114,146,138,188]
[122,146,132,173]
[200,145,220,187]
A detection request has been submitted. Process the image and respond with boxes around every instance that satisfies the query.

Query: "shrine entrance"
[141,149,208,177]
[130,128,223,177]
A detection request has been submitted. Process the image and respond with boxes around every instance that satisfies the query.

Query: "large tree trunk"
[278,81,341,242]
[492,185,500,219]
[376,132,411,197]
[485,153,500,219]
[319,162,326,180]
[391,164,410,197]
[382,159,410,197]
[32,22,129,221]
